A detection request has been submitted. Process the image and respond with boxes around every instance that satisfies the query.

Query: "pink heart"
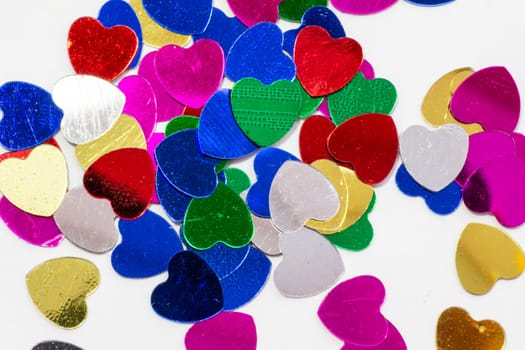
[0,196,62,247]
[330,0,398,15]
[138,51,184,122]
[227,0,282,27]
[118,75,158,141]
[148,132,165,204]
[155,40,224,109]
[450,66,520,133]
[342,321,406,350]
[318,275,389,347]
[185,312,257,350]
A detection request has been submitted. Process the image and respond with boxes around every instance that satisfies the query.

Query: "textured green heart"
[183,183,253,249]
[295,79,323,118]
[326,193,375,251]
[231,78,302,147]
[165,116,199,137]
[327,72,397,126]
[279,0,328,22]
[224,168,251,195]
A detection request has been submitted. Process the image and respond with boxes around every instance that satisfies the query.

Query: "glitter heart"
[331,0,398,14]
[279,0,327,22]
[0,144,67,217]
[32,341,83,350]
[67,17,138,81]
[294,26,363,97]
[227,0,281,27]
[26,257,100,328]
[142,0,213,35]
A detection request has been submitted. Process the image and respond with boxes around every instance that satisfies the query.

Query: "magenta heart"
[331,0,398,15]
[227,0,282,27]
[185,312,257,350]
[147,132,165,204]
[511,132,525,162]
[318,275,389,347]
[0,196,62,247]
[155,40,224,109]
[118,75,157,141]
[342,321,406,350]
[138,51,184,122]
[450,66,520,132]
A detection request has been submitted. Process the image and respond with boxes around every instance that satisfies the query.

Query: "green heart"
[279,0,328,22]
[328,73,397,126]
[183,183,253,249]
[326,193,375,251]
[224,168,251,195]
[295,79,323,118]
[165,116,199,137]
[231,78,302,147]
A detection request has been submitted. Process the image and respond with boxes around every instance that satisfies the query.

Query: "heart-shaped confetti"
[166,116,200,136]
[450,66,520,133]
[143,0,213,35]
[294,26,363,97]
[156,172,192,223]
[151,251,223,322]
[456,223,525,295]
[342,321,406,350]
[155,40,224,108]
[185,312,256,350]
[227,0,281,27]
[67,17,137,81]
[26,257,99,328]
[328,73,397,126]
[436,307,505,350]
[328,113,398,184]
[224,168,251,195]
[0,81,63,151]
[0,144,67,217]
[226,23,296,84]
[184,183,253,249]
[32,341,83,350]
[269,160,339,232]
[53,75,125,144]
[250,214,283,256]
[299,115,336,165]
[112,210,183,278]
[84,148,154,219]
[0,138,59,163]
[336,167,375,228]
[274,227,344,297]
[400,124,468,192]
[53,185,118,253]
[231,78,302,146]
[279,0,328,22]
[331,0,398,14]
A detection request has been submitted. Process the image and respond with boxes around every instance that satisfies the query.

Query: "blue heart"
[156,171,192,223]
[151,251,223,322]
[111,210,183,278]
[193,7,247,59]
[283,7,346,56]
[98,0,143,69]
[226,22,296,85]
[246,147,299,217]
[155,129,220,198]
[198,90,258,159]
[404,0,455,5]
[142,0,212,35]
[396,164,461,215]
[0,82,62,151]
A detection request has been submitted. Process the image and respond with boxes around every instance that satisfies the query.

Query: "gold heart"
[0,144,67,216]
[338,167,374,230]
[75,114,147,169]
[456,223,525,295]
[26,257,100,329]
[437,307,505,350]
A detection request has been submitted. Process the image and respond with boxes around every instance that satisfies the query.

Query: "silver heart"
[251,214,282,256]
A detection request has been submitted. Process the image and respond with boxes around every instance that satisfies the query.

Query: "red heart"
[327,113,398,184]
[0,138,60,162]
[83,148,154,219]
[68,17,138,81]
[294,26,363,97]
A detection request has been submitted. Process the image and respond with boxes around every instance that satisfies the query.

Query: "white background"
[0,0,524,348]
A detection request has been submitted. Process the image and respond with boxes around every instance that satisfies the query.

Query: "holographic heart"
[227,0,281,27]
[84,148,154,219]
[331,0,398,14]
[26,257,100,328]
[279,0,327,22]
[328,113,398,184]
[142,0,213,34]
[400,124,468,192]
[294,26,363,97]
[226,23,295,84]
[118,75,157,140]
[67,17,138,81]
[269,161,339,232]
[274,227,344,297]
[185,312,257,350]
[318,275,389,346]
[32,341,83,350]
[342,321,406,350]
[450,66,520,133]
[0,81,62,151]
[53,75,124,144]
[151,251,223,322]
[155,40,224,108]
[54,185,118,254]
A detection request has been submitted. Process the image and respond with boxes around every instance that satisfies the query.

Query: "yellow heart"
[26,257,100,329]
[456,223,525,295]
[75,114,147,169]
[437,307,505,350]
[0,144,67,216]
[421,67,483,135]
[337,167,374,230]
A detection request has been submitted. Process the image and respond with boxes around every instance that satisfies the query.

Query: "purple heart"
[227,0,281,27]
[331,0,398,15]
[155,40,224,109]
[342,321,406,350]
[318,275,389,347]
